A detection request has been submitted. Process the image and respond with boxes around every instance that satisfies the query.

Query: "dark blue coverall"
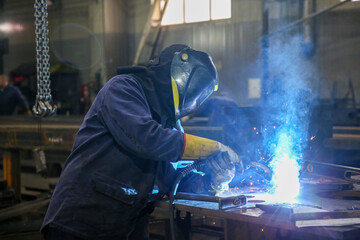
[41,73,206,239]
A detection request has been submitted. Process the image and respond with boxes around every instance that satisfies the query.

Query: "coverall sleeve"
[14,87,29,110]
[98,76,184,162]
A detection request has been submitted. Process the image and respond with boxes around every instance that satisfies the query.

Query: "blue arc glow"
[269,131,301,202]
[264,115,306,203]
[271,154,300,202]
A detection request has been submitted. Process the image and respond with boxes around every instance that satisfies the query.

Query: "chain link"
[33,0,56,117]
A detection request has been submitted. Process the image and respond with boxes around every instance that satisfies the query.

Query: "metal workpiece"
[157,191,360,240]
[175,192,246,210]
[302,161,360,183]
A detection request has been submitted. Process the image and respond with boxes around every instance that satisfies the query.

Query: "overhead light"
[0,23,23,33]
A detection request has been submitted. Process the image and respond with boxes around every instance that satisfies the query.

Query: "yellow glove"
[182,134,244,174]
[182,134,220,159]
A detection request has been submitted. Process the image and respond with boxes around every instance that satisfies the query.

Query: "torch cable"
[169,160,206,240]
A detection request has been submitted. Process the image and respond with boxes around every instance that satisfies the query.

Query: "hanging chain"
[33,0,56,117]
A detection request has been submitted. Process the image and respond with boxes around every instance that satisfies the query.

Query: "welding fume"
[218,36,319,203]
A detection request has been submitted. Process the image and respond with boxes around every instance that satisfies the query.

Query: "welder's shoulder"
[106,74,143,92]
[97,75,147,108]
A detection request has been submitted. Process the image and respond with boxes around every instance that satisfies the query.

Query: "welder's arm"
[182,134,243,173]
[99,77,184,162]
[182,134,219,159]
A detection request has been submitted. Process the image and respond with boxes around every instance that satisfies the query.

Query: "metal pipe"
[175,192,220,202]
[265,0,351,38]
[0,196,50,221]
[175,192,246,210]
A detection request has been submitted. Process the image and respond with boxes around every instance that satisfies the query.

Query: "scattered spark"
[256,132,259,135]
[253,127,257,131]
[261,228,264,232]
[310,136,316,140]
[273,126,276,129]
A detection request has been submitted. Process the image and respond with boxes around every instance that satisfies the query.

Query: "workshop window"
[159,0,231,26]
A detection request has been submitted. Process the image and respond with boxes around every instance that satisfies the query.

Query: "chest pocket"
[91,173,138,206]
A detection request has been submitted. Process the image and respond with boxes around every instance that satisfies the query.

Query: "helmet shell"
[171,48,218,119]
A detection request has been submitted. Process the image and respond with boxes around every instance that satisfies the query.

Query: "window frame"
[156,0,232,26]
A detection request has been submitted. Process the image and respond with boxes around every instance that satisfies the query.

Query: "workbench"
[0,116,81,201]
[154,191,360,240]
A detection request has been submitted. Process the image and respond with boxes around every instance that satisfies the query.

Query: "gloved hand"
[219,143,244,175]
[181,134,243,190]
[206,151,236,191]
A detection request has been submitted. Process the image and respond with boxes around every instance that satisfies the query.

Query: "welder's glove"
[219,144,244,175]
[182,134,220,159]
[182,134,242,190]
[206,152,236,191]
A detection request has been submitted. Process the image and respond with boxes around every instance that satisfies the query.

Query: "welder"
[0,74,29,115]
[41,44,242,240]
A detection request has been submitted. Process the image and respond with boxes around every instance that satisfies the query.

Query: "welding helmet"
[171,47,218,120]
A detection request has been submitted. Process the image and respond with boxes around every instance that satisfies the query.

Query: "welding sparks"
[310,136,316,141]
